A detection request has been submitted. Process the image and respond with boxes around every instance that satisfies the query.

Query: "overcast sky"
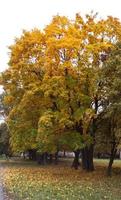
[0,0,121,73]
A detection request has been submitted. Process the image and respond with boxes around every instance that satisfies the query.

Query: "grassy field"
[1,159,121,200]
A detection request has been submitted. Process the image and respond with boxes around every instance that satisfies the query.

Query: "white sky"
[0,0,121,73]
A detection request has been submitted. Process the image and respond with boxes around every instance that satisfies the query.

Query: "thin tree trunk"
[48,154,53,164]
[107,143,117,176]
[28,149,37,161]
[37,154,42,164]
[63,150,66,157]
[54,151,59,165]
[72,150,80,170]
[43,152,48,165]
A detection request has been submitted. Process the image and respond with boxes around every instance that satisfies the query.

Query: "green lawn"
[1,159,121,200]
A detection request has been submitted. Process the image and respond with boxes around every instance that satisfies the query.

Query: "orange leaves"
[45,15,70,37]
[2,13,121,153]
[2,161,121,199]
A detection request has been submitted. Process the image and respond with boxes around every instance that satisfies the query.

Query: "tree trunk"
[37,153,42,164]
[37,152,48,165]
[88,144,94,171]
[48,154,53,164]
[81,148,87,170]
[63,150,66,157]
[107,143,117,176]
[81,145,94,171]
[28,149,37,161]
[72,150,80,170]
[54,151,59,165]
[81,115,96,171]
[43,152,48,165]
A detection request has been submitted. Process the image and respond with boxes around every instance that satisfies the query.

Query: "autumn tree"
[72,14,121,170]
[1,29,45,154]
[1,13,121,171]
[36,14,121,170]
[97,42,121,176]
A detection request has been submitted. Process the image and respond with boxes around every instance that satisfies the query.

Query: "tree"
[1,29,45,153]
[73,14,121,171]
[98,42,121,176]
[1,14,121,171]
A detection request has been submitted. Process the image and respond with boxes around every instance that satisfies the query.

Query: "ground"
[0,158,121,200]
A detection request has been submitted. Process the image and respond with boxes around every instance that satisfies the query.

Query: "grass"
[1,158,121,200]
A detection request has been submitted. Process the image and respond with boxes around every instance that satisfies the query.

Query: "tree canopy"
[1,13,121,173]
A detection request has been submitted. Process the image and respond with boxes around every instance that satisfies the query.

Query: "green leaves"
[66,75,77,89]
[59,131,84,151]
[73,108,85,121]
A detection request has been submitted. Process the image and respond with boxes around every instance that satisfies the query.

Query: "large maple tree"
[1,13,121,170]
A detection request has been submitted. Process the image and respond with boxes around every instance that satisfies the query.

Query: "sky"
[0,0,121,73]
